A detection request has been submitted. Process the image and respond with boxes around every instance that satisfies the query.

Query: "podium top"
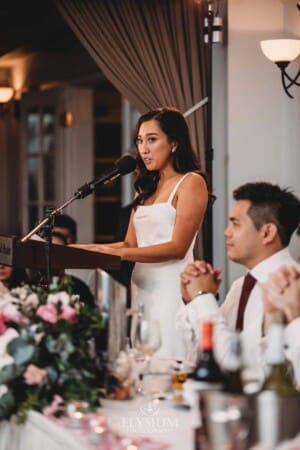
[0,235,120,271]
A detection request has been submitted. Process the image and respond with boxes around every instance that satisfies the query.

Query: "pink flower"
[23,364,47,385]
[59,305,78,323]
[37,304,58,324]
[2,303,29,325]
[42,394,64,417]
[0,313,7,335]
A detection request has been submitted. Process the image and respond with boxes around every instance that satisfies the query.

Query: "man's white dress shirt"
[176,248,299,382]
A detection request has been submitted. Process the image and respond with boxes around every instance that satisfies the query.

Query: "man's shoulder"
[229,276,245,291]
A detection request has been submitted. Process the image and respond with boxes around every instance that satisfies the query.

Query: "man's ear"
[261,223,278,243]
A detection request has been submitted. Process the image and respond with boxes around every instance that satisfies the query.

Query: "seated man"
[178,182,300,383]
[53,214,77,244]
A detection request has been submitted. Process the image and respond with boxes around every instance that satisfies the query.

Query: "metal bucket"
[91,269,128,359]
[248,390,300,448]
[198,390,251,450]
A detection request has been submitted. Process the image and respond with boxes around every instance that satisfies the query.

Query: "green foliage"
[0,283,105,422]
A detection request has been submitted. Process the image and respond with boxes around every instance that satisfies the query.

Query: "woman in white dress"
[76,107,208,360]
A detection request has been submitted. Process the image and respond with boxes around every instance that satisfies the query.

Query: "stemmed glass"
[134,318,162,374]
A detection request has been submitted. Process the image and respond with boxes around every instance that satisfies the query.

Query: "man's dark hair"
[233,182,300,247]
[53,214,77,241]
[51,231,68,245]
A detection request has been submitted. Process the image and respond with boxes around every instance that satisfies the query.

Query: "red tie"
[235,273,257,331]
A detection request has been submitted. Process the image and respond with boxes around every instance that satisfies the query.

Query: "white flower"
[23,293,39,309]
[47,291,71,306]
[0,384,8,398]
[0,328,19,370]
[11,286,28,301]
[30,324,45,344]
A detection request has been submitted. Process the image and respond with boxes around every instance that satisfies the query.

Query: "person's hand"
[70,243,117,254]
[281,279,300,322]
[180,260,222,303]
[261,265,300,325]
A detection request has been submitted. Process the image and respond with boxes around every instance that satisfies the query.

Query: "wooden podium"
[0,235,120,271]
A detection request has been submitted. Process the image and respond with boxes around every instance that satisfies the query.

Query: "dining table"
[0,396,195,450]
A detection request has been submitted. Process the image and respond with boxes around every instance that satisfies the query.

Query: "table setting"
[1,282,300,450]
[0,281,193,450]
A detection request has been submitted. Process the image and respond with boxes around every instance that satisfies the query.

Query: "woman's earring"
[171,146,177,154]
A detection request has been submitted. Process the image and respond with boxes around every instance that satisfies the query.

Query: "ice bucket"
[91,269,128,359]
[197,390,250,450]
[248,390,300,448]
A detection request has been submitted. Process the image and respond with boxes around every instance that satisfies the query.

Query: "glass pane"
[43,154,55,201]
[95,202,120,240]
[42,106,55,154]
[27,157,39,201]
[94,124,121,158]
[27,109,40,154]
[28,205,39,230]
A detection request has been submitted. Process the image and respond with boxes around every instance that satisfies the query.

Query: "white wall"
[219,0,300,285]
[212,12,228,299]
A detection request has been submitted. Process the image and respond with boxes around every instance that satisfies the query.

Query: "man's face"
[224,200,265,269]
[52,226,75,244]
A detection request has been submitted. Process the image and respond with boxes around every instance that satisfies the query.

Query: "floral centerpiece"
[0,278,105,423]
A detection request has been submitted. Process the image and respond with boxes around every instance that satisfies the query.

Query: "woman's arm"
[103,174,208,262]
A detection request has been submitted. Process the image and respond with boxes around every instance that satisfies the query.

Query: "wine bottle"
[193,320,224,388]
[261,323,296,394]
[223,333,244,394]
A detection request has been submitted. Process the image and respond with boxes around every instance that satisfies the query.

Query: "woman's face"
[136,119,175,172]
[0,265,13,283]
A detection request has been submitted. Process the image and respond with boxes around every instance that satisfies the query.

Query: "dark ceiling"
[0,0,103,89]
[0,1,72,56]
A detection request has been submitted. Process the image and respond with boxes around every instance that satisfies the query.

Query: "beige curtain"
[55,0,207,168]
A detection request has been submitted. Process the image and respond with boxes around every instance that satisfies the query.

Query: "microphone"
[75,154,137,199]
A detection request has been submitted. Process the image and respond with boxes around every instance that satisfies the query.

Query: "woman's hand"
[70,243,114,253]
[69,243,132,260]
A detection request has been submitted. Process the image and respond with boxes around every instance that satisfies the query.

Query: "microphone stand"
[21,191,83,288]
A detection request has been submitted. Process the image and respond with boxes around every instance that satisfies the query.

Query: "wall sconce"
[260,39,300,98]
[0,87,14,103]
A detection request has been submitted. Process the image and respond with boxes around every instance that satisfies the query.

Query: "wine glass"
[134,318,162,374]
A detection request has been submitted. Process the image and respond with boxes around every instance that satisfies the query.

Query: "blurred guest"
[53,214,77,244]
[53,213,98,294]
[0,264,29,294]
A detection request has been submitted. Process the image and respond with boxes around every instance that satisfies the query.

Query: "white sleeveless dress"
[131,173,197,361]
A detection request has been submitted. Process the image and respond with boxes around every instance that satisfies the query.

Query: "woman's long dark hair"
[133,107,206,206]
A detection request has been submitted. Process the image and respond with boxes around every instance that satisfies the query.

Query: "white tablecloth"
[101,397,194,449]
[0,411,84,450]
[0,398,194,450]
